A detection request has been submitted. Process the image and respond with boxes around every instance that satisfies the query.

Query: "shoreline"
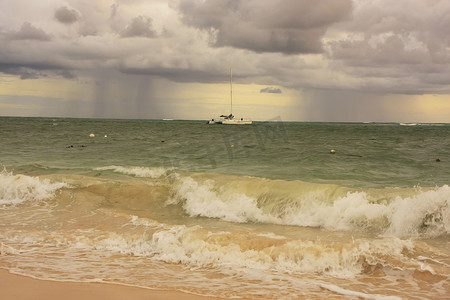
[0,269,225,300]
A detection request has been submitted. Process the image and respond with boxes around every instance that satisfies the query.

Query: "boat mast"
[230,68,232,116]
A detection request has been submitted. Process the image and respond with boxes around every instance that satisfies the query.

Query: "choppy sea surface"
[1,117,449,299]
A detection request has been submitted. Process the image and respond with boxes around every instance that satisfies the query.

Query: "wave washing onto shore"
[1,168,449,299]
[1,210,448,299]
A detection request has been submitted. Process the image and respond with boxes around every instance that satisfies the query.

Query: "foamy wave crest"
[167,177,278,223]
[384,185,450,238]
[272,186,450,238]
[95,165,168,178]
[0,170,68,206]
[92,224,364,276]
[168,176,450,238]
[108,224,417,279]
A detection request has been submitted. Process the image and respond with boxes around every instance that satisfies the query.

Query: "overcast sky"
[0,0,449,122]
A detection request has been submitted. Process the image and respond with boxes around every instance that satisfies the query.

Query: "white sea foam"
[281,191,391,230]
[0,214,426,281]
[167,177,278,223]
[94,165,168,178]
[0,243,19,255]
[256,232,286,239]
[169,176,450,238]
[282,185,450,238]
[86,223,416,279]
[0,204,438,299]
[319,283,402,300]
[417,256,450,267]
[0,170,68,206]
[384,185,450,238]
[128,215,163,228]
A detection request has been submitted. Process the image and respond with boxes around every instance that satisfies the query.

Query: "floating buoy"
[231,144,235,148]
[104,134,107,138]
[330,149,336,154]
[161,139,165,143]
[89,133,95,138]
[436,158,440,162]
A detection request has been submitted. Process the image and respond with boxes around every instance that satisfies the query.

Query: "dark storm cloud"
[120,66,226,83]
[120,16,156,38]
[7,69,43,79]
[7,22,52,41]
[0,62,74,80]
[260,87,282,94]
[0,63,46,79]
[57,70,77,79]
[173,0,352,54]
[55,6,80,24]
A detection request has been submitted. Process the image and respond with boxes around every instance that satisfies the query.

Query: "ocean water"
[0,116,449,299]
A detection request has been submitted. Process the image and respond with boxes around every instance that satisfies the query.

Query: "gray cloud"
[120,16,156,38]
[0,63,46,79]
[8,22,52,41]
[55,6,80,24]
[0,61,75,80]
[110,4,119,19]
[260,87,282,94]
[7,69,43,80]
[57,70,77,79]
[120,65,226,83]
[325,0,450,93]
[79,24,99,37]
[173,0,352,54]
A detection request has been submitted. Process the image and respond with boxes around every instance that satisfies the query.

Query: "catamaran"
[208,69,252,125]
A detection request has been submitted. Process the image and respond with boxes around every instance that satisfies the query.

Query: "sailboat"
[207,69,252,125]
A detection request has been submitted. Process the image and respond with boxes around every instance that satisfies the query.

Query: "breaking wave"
[94,165,169,178]
[168,174,450,238]
[0,169,68,207]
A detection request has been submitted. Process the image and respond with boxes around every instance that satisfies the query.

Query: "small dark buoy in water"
[161,139,165,143]
[330,149,336,154]
[436,158,440,162]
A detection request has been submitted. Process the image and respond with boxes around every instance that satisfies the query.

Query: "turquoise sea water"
[1,117,449,299]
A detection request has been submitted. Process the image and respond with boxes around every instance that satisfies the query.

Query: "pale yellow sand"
[0,269,225,300]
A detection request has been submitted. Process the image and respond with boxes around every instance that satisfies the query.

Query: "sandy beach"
[0,269,224,300]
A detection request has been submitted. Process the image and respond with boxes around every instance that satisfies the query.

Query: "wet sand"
[0,269,224,300]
